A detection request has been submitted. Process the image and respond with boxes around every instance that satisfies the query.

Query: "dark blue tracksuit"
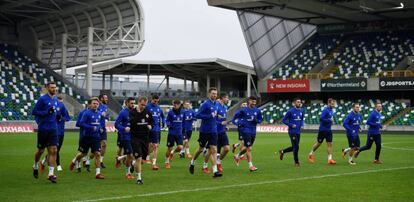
[97,103,109,140]
[359,110,382,160]
[183,109,196,140]
[32,93,59,149]
[343,111,362,148]
[78,109,102,153]
[195,99,218,147]
[146,103,165,144]
[317,107,334,143]
[115,108,133,154]
[282,107,304,164]
[56,101,70,165]
[236,106,263,148]
[232,108,245,141]
[166,108,184,147]
[216,102,230,153]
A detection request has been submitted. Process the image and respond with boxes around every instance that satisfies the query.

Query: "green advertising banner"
[321,78,367,91]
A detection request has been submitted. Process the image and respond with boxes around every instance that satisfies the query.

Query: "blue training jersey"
[79,109,101,139]
[343,111,362,137]
[56,101,70,136]
[146,103,165,132]
[366,110,382,135]
[76,109,87,138]
[115,108,131,141]
[319,106,334,132]
[166,108,184,136]
[216,102,228,134]
[97,103,109,128]
[282,107,304,134]
[183,109,196,132]
[32,93,58,131]
[236,106,263,135]
[196,99,218,134]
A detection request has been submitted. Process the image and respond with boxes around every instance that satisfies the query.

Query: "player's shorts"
[57,135,64,150]
[347,135,360,148]
[217,132,229,148]
[183,130,192,140]
[242,133,256,147]
[238,129,243,141]
[78,136,101,154]
[37,128,59,149]
[150,131,161,144]
[132,136,149,159]
[99,128,107,141]
[167,134,183,147]
[116,132,121,147]
[198,132,218,147]
[317,130,333,143]
[121,140,133,155]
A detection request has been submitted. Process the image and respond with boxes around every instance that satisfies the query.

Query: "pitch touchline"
[74,166,414,202]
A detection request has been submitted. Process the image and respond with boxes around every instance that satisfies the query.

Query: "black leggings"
[283,133,301,163]
[359,134,381,160]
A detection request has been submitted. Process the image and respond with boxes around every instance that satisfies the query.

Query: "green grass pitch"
[0,132,413,202]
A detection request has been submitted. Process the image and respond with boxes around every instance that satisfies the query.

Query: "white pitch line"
[74,166,414,202]
[382,142,414,151]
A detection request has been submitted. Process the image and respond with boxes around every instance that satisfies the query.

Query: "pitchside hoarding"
[256,125,288,133]
[379,77,414,90]
[267,80,310,93]
[321,78,367,91]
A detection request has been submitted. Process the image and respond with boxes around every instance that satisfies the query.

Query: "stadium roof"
[207,0,414,25]
[0,0,144,69]
[74,57,256,81]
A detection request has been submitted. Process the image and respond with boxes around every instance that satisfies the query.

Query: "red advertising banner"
[256,125,288,133]
[267,79,310,93]
[106,124,116,133]
[0,123,34,133]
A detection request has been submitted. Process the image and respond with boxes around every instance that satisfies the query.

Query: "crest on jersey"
[146,114,149,118]
[141,119,145,123]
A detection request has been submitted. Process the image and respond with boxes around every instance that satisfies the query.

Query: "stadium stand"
[272,30,414,79]
[332,31,414,79]
[272,34,342,79]
[0,43,89,120]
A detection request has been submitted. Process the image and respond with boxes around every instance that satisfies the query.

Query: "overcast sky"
[129,0,252,66]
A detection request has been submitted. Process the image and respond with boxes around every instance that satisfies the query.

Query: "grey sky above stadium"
[129,0,252,66]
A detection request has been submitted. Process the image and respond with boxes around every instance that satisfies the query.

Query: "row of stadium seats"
[393,108,414,126]
[0,43,87,104]
[273,34,341,79]
[272,30,414,79]
[0,43,89,121]
[262,99,410,126]
[0,59,41,120]
[332,31,414,78]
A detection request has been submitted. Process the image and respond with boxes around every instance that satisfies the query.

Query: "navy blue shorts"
[198,132,218,147]
[37,128,59,149]
[78,136,101,154]
[150,131,161,144]
[167,134,183,147]
[99,128,107,141]
[183,130,192,140]
[317,131,333,143]
[238,130,243,141]
[217,132,229,148]
[347,135,360,148]
[242,133,256,147]
[121,140,133,155]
